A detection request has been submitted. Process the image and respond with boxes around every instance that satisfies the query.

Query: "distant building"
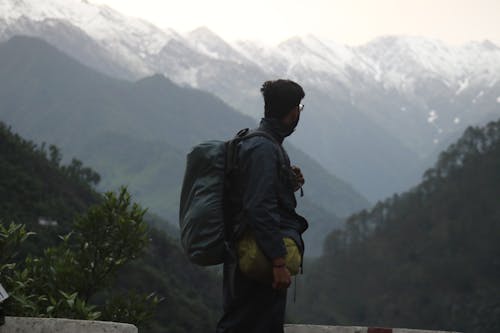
[38,217,58,227]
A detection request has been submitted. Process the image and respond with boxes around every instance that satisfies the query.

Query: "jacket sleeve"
[240,139,287,260]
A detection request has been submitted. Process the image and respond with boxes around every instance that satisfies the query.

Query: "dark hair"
[260,79,305,119]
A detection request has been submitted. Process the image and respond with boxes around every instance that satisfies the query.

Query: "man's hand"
[272,257,291,290]
[291,165,305,192]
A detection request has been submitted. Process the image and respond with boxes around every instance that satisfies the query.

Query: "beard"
[284,112,300,136]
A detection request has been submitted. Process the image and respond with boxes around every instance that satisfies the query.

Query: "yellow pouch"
[237,231,302,283]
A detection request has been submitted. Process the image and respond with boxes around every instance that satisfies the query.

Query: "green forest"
[3,115,500,332]
[0,121,221,333]
[290,119,500,333]
[2,109,500,332]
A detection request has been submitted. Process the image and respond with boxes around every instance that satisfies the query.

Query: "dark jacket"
[233,117,308,260]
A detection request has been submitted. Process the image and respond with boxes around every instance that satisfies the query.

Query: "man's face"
[282,103,303,132]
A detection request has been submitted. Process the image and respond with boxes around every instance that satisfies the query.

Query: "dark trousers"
[216,257,287,333]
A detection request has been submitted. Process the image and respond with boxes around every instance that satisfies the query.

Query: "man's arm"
[240,139,291,289]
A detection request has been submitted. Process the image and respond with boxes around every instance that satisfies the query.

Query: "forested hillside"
[0,122,100,242]
[291,119,500,333]
[0,122,221,333]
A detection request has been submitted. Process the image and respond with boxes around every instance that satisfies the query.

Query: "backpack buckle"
[236,128,250,137]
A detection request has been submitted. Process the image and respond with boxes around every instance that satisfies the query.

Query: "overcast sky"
[92,0,500,45]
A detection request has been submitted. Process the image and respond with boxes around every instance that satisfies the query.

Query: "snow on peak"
[1,0,178,54]
[188,26,220,41]
[186,26,248,62]
[355,35,500,92]
[2,0,500,99]
[278,34,354,64]
[456,78,469,95]
[232,34,500,94]
[251,34,359,86]
[360,35,456,83]
[464,39,499,51]
[427,110,438,123]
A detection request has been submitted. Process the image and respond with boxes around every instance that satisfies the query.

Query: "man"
[216,79,308,333]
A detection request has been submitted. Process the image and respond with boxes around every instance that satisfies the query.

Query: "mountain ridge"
[0,35,369,256]
[2,0,499,201]
[2,0,499,91]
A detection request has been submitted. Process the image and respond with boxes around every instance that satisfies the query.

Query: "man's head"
[261,79,305,120]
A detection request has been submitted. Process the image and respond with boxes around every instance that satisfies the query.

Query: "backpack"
[179,128,285,266]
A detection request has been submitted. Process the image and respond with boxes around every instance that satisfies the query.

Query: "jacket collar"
[258,117,292,144]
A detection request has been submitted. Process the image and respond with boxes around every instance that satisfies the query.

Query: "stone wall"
[285,325,462,333]
[0,317,137,333]
[0,318,462,333]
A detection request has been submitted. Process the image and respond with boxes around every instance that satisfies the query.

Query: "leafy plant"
[74,188,148,301]
[102,292,163,326]
[0,188,156,324]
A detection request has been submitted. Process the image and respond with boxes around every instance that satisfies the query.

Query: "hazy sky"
[93,0,500,45]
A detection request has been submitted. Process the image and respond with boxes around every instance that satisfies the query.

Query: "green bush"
[0,187,158,325]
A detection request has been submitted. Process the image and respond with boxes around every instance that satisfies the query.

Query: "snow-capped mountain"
[0,0,180,76]
[3,0,498,98]
[186,26,251,64]
[235,34,500,93]
[239,35,359,90]
[358,36,500,91]
[234,34,499,158]
[0,0,179,52]
[1,0,499,201]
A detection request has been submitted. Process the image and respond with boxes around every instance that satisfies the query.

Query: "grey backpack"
[179,129,284,266]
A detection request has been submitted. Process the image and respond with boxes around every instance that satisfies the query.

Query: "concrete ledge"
[0,317,137,333]
[285,325,462,333]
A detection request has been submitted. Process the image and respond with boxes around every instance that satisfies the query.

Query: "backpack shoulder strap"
[223,129,294,243]
[226,128,286,171]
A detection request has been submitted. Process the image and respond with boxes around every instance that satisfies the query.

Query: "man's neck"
[259,117,293,144]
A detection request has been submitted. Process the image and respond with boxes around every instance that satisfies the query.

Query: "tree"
[0,187,160,325]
